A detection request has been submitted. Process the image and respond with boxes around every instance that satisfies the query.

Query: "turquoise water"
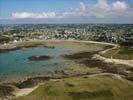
[0,47,71,82]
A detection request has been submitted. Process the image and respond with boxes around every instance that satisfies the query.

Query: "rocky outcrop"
[28,55,52,61]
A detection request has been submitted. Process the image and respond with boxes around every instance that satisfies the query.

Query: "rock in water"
[28,55,52,61]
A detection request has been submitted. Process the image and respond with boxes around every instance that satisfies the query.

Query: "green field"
[13,74,133,100]
[101,46,133,60]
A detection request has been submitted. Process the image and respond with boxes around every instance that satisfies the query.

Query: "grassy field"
[101,46,133,60]
[13,74,133,100]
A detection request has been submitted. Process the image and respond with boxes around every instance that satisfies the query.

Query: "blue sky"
[0,0,96,18]
[0,0,133,24]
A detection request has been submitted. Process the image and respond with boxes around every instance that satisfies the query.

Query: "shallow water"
[0,47,72,82]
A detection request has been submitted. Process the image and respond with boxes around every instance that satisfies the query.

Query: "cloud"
[12,0,133,19]
[79,2,86,12]
[12,12,57,19]
[112,1,128,10]
[97,0,110,11]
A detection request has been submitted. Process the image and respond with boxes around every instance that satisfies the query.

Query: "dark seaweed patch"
[0,85,14,98]
[28,55,52,61]
[62,51,98,59]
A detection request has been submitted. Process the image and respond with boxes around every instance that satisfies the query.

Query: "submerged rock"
[28,55,52,61]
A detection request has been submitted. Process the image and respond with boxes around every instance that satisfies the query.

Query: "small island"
[28,55,52,61]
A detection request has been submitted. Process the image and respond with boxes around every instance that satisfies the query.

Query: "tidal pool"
[0,41,108,82]
[0,47,72,82]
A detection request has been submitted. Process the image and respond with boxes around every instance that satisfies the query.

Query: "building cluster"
[0,24,133,46]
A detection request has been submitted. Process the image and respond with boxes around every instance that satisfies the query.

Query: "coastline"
[0,40,133,99]
[0,40,116,52]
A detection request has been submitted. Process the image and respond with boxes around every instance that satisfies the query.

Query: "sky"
[0,0,133,24]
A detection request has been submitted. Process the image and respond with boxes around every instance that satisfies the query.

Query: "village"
[0,24,133,46]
